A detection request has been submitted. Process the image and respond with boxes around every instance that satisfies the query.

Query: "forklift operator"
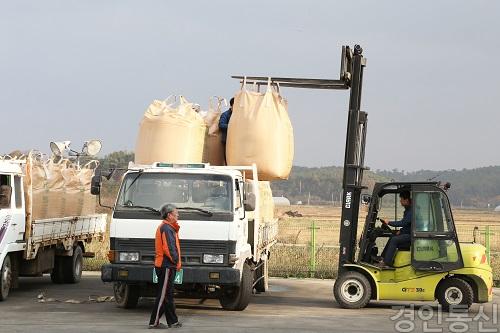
[378,191,412,267]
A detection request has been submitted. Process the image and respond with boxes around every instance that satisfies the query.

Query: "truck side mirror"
[244,193,256,212]
[361,194,371,205]
[90,175,101,195]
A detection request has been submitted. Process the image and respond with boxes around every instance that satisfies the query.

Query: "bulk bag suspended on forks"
[227,77,294,180]
[135,95,207,164]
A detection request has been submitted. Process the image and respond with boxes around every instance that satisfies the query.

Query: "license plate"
[174,269,183,284]
[152,268,158,283]
[152,268,183,284]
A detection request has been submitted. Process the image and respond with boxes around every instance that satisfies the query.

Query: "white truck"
[0,158,107,301]
[93,163,277,310]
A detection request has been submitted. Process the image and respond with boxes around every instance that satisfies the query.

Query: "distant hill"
[373,167,500,208]
[6,148,495,209]
[271,166,500,209]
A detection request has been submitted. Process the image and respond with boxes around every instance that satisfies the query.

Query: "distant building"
[273,196,291,206]
[495,205,500,212]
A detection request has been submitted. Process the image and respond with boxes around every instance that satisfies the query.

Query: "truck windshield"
[116,172,233,213]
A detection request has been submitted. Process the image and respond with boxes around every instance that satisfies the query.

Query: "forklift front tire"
[334,271,371,309]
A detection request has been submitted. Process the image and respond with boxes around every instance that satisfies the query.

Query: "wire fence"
[83,216,500,283]
[268,218,500,281]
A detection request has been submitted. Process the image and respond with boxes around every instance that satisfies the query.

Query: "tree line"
[5,149,498,208]
[94,152,500,209]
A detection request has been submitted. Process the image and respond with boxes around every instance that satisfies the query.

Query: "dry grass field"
[84,205,499,284]
[275,205,500,225]
[271,205,499,283]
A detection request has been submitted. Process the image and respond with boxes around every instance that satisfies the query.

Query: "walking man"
[148,204,182,329]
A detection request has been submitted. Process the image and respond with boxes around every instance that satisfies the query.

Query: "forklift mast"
[232,44,368,273]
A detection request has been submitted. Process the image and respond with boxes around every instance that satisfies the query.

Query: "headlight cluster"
[203,254,224,264]
[119,252,140,262]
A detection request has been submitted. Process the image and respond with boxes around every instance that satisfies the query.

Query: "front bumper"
[101,263,241,286]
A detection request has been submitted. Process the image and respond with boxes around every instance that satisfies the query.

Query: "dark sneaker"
[148,323,168,329]
[169,322,182,328]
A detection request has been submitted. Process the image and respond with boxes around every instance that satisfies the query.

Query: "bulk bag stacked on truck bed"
[61,160,98,217]
[135,96,207,164]
[44,158,67,218]
[202,97,227,166]
[28,154,98,220]
[227,78,294,180]
[246,181,275,222]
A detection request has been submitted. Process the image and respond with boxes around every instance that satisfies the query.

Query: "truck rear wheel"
[219,263,252,311]
[437,277,473,312]
[50,256,65,284]
[334,271,372,309]
[63,246,83,283]
[0,255,12,301]
[254,260,269,293]
[114,282,140,309]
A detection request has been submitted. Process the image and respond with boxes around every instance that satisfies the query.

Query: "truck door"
[411,185,464,272]
[11,175,25,241]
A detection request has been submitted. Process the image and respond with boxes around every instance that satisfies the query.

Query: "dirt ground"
[1,273,498,333]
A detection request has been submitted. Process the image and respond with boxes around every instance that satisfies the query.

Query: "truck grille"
[110,238,236,265]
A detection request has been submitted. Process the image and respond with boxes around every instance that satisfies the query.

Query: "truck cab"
[0,161,26,300]
[98,163,275,310]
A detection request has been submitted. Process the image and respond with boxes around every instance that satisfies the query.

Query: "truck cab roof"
[126,162,245,179]
[0,160,24,175]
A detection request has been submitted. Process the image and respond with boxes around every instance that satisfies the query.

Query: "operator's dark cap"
[160,203,177,219]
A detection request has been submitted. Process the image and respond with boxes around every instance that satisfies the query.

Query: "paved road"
[0,272,498,333]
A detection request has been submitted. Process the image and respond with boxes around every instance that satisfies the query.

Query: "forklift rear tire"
[437,277,473,312]
[334,271,371,309]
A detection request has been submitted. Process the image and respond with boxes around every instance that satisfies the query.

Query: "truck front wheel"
[219,263,252,311]
[114,282,140,309]
[0,255,12,301]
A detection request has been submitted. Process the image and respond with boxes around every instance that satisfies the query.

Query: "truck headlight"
[203,254,224,264]
[119,252,140,262]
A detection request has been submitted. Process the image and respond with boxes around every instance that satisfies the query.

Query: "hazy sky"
[1,1,499,171]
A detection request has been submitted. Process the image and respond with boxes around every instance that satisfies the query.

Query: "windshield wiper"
[178,206,213,216]
[124,170,143,195]
[119,203,160,215]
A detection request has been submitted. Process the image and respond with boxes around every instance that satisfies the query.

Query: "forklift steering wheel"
[380,223,392,232]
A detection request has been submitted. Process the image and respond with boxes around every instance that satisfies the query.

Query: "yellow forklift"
[232,45,493,310]
[335,181,493,310]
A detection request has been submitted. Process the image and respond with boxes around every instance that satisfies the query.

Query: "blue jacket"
[218,109,232,144]
[154,221,181,269]
[389,207,412,235]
